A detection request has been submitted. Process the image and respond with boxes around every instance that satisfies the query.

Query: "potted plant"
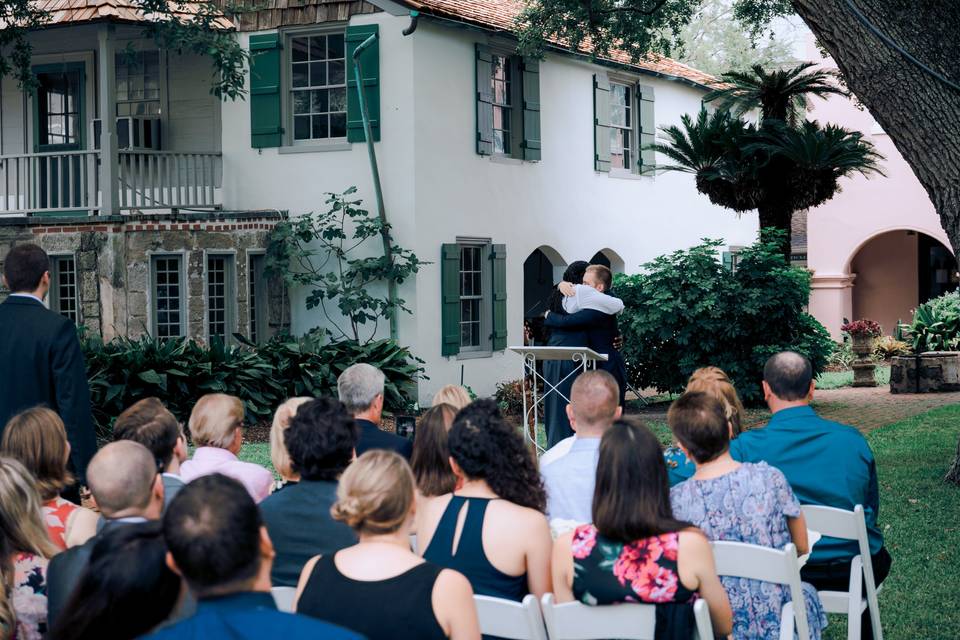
[841,319,881,387]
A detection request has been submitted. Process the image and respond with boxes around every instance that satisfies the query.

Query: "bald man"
[540,370,621,528]
[47,441,165,627]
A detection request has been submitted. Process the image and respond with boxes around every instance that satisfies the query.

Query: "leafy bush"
[903,290,960,353]
[827,340,855,370]
[873,336,910,360]
[82,329,423,438]
[841,319,882,338]
[495,379,526,416]
[616,231,833,405]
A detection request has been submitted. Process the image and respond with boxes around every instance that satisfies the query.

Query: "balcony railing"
[0,150,100,216]
[118,150,222,211]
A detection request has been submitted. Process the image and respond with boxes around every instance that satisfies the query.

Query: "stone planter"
[850,335,877,387]
[890,351,960,393]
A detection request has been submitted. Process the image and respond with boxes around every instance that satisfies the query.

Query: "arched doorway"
[590,248,626,274]
[524,246,566,319]
[849,230,958,335]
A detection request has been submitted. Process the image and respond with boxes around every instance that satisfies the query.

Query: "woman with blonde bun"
[431,385,472,411]
[269,397,312,488]
[294,450,480,640]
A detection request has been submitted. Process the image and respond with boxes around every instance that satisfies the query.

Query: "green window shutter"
[441,244,461,357]
[249,33,283,149]
[346,25,380,143]
[593,72,611,172]
[722,251,733,271]
[521,58,541,162]
[490,244,508,351]
[475,44,495,156]
[639,83,656,173]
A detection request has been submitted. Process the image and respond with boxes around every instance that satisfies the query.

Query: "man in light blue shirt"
[541,370,621,530]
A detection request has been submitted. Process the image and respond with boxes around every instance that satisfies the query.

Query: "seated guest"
[410,404,458,497]
[49,521,181,640]
[0,457,60,640]
[418,400,552,601]
[270,397,312,490]
[260,398,359,587]
[664,366,746,486]
[669,392,827,639]
[296,450,480,640]
[147,475,361,640]
[1,407,99,549]
[180,393,273,503]
[552,420,733,637]
[113,397,188,510]
[431,385,472,411]
[338,363,413,459]
[46,441,165,627]
[730,351,890,640]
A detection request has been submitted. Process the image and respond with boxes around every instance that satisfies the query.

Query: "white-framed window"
[459,243,489,351]
[610,82,633,171]
[289,32,347,143]
[116,50,161,117]
[206,253,236,343]
[491,54,514,156]
[49,255,78,323]
[150,254,186,338]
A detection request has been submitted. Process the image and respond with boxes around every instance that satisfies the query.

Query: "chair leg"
[780,602,796,640]
[848,556,863,640]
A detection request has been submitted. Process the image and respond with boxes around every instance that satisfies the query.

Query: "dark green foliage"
[902,291,960,353]
[615,230,833,405]
[81,329,423,438]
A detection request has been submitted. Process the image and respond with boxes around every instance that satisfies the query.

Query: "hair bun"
[331,495,366,529]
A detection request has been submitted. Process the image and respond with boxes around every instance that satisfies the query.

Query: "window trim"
[486,48,524,160]
[281,24,350,149]
[246,250,268,344]
[204,250,237,344]
[148,251,188,339]
[48,253,80,323]
[455,238,493,357]
[608,81,634,173]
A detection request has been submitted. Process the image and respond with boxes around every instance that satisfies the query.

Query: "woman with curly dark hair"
[418,400,551,602]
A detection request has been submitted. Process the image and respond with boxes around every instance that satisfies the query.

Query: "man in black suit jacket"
[46,440,165,627]
[337,363,413,459]
[0,244,97,485]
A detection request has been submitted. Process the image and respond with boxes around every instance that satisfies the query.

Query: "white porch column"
[97,24,119,215]
[809,273,856,340]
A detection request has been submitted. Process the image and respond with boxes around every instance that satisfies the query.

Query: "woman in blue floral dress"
[668,392,828,640]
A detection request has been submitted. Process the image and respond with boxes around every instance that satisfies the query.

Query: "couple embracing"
[542,261,628,448]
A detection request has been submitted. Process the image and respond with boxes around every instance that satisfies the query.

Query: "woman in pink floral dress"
[551,421,732,638]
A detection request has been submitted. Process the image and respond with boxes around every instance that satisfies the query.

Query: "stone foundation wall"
[0,212,289,343]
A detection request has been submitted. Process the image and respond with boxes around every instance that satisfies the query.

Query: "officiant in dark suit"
[0,244,97,490]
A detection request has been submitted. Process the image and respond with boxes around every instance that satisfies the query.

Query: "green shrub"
[495,379,526,415]
[616,231,833,405]
[873,336,910,360]
[82,329,423,438]
[903,290,960,353]
[827,340,855,369]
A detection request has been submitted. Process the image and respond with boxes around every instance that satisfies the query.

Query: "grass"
[816,366,891,390]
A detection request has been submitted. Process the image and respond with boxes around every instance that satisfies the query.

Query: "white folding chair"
[540,593,714,640]
[474,594,547,640]
[711,541,810,640]
[271,585,297,613]
[801,504,884,640]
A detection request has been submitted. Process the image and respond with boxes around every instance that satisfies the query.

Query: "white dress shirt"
[562,284,624,315]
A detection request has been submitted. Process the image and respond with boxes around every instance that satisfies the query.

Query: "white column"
[97,24,118,215]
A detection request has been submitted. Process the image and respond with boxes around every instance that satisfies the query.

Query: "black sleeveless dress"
[297,554,447,640]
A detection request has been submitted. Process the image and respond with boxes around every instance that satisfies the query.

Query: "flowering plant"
[841,319,882,338]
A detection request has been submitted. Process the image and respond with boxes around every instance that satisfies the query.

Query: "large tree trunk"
[756,205,794,263]
[790,1,960,482]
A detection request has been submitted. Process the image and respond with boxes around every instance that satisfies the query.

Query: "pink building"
[804,44,957,339]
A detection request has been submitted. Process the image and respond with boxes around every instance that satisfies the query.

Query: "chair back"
[711,541,810,640]
[539,593,714,640]
[271,586,297,613]
[474,594,547,640]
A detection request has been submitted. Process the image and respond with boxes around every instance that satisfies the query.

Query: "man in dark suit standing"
[337,363,413,459]
[0,244,97,488]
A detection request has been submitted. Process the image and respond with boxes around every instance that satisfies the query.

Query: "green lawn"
[816,366,891,390]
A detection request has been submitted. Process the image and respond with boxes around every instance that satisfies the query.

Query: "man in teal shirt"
[729,351,891,640]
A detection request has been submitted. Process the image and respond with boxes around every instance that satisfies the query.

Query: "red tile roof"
[32,0,234,29]
[401,0,717,87]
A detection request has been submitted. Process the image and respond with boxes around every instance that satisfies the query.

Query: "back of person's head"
[431,385,472,411]
[593,420,689,542]
[337,364,386,414]
[2,244,48,293]
[763,351,814,401]
[585,264,613,291]
[163,474,263,596]
[188,393,243,449]
[270,397,312,480]
[331,450,415,535]
[410,404,458,497]
[686,367,746,436]
[113,397,182,469]
[667,392,730,464]
[284,397,358,482]
[50,521,181,640]
[87,441,159,518]
[0,457,58,558]
[448,399,546,512]
[549,260,590,313]
[0,407,72,501]
[569,370,620,434]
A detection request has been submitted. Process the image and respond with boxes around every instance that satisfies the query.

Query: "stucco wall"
[850,230,918,335]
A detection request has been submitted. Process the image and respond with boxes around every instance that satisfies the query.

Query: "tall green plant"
[265,188,424,343]
[903,291,960,353]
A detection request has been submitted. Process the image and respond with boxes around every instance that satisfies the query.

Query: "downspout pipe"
[352,32,398,342]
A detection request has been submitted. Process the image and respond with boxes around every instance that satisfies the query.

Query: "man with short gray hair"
[337,363,412,459]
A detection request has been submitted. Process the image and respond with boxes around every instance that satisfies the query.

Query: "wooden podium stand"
[508,346,608,455]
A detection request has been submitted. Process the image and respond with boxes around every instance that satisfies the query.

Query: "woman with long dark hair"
[49,521,181,640]
[551,420,732,637]
[410,404,459,497]
[417,400,551,602]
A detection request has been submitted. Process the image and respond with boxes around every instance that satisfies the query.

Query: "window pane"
[294,115,311,140]
[310,36,327,61]
[329,88,346,113]
[292,38,309,62]
[312,115,329,139]
[328,60,345,86]
[293,91,311,114]
[329,113,346,138]
[292,63,309,88]
[311,90,328,113]
[327,34,344,59]
[310,62,326,87]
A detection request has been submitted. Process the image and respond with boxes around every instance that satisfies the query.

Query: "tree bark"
[789,0,960,482]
